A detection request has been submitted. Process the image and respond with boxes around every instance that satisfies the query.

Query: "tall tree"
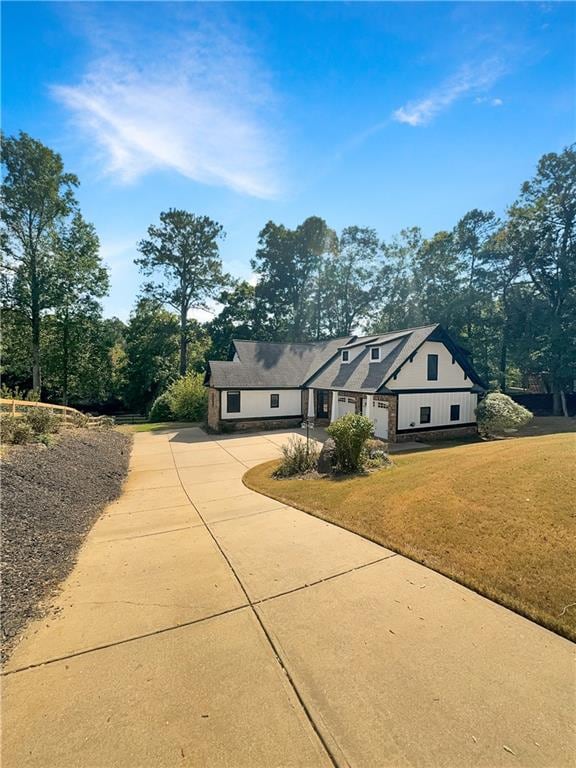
[122,298,180,411]
[370,227,422,333]
[136,210,227,375]
[322,226,381,336]
[1,132,79,390]
[205,281,257,359]
[252,216,336,342]
[506,144,576,413]
[50,213,109,403]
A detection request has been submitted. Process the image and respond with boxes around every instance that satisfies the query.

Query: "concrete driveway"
[2,427,574,767]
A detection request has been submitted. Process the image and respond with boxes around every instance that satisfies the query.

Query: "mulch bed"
[1,429,132,660]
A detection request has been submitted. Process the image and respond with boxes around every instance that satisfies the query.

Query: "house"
[204,324,486,442]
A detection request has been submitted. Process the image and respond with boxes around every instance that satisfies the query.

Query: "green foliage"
[70,410,89,428]
[476,393,533,438]
[136,209,227,375]
[1,131,80,390]
[148,374,208,423]
[326,413,374,473]
[23,408,63,435]
[0,415,33,445]
[273,436,320,478]
[167,374,208,422]
[149,392,174,422]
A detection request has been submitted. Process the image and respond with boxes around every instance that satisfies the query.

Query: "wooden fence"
[0,399,113,428]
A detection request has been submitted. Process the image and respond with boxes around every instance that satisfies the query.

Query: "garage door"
[337,396,356,418]
[373,400,389,439]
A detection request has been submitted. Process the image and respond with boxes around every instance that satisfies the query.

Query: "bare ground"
[1,429,131,660]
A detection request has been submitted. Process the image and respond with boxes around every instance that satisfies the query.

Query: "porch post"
[365,394,373,422]
[330,391,338,423]
[308,388,315,418]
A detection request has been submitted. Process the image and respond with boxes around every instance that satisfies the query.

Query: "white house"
[204,324,486,442]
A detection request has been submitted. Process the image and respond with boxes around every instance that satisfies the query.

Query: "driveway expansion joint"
[2,603,250,677]
[169,439,341,768]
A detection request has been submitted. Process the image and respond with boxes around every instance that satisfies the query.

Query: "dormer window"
[370,347,380,362]
[341,350,350,363]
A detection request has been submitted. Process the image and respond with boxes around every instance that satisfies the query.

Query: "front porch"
[304,388,397,442]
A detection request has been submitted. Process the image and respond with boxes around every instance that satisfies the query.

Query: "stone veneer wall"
[207,388,221,431]
[395,424,478,442]
[218,417,302,432]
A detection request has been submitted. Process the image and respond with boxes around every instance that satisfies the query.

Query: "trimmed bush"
[149,392,174,422]
[326,412,374,473]
[168,374,208,422]
[274,436,320,478]
[476,393,533,438]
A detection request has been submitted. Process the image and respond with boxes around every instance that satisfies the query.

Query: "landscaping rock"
[317,437,337,474]
[1,428,131,660]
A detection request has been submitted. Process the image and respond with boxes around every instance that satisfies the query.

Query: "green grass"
[117,421,202,433]
[245,432,576,641]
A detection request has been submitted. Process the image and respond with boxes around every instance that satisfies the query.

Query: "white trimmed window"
[341,350,350,363]
[370,347,380,361]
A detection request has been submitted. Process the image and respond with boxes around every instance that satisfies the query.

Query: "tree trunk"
[179,303,188,376]
[552,389,563,417]
[30,251,41,392]
[560,391,569,418]
[62,311,69,405]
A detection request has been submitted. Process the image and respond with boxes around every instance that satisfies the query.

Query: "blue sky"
[3,2,575,321]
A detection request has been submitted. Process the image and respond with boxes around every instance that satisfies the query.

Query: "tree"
[50,213,109,403]
[369,227,422,333]
[252,216,336,342]
[206,281,257,360]
[136,210,227,375]
[122,298,180,411]
[506,145,576,413]
[411,231,463,328]
[1,132,79,389]
[322,226,381,336]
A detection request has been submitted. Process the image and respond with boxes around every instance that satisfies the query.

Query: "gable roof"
[304,325,438,393]
[205,337,353,389]
[205,325,486,391]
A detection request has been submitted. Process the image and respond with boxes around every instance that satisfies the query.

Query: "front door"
[316,390,329,419]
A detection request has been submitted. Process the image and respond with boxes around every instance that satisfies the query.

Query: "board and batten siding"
[387,341,469,389]
[397,391,477,431]
[220,389,302,420]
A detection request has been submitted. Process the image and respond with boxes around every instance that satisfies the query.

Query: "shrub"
[24,408,63,435]
[476,393,533,438]
[326,412,374,473]
[0,415,33,445]
[363,437,392,469]
[274,436,320,478]
[70,411,89,428]
[149,392,174,422]
[168,374,208,422]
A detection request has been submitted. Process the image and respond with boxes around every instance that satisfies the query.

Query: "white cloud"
[393,58,505,127]
[52,30,280,198]
[491,97,504,107]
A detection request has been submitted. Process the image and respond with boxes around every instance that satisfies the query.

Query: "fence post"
[12,399,16,416]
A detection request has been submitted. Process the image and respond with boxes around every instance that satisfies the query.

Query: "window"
[427,354,438,381]
[377,401,387,409]
[370,347,380,361]
[341,350,349,362]
[420,406,431,424]
[450,404,460,421]
[227,391,241,413]
[270,394,279,409]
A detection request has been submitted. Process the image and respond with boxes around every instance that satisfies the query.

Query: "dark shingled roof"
[206,337,353,389]
[205,324,486,391]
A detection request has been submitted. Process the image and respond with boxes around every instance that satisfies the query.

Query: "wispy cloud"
[52,22,281,198]
[393,58,506,127]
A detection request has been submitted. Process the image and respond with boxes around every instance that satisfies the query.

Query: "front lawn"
[244,432,576,640]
